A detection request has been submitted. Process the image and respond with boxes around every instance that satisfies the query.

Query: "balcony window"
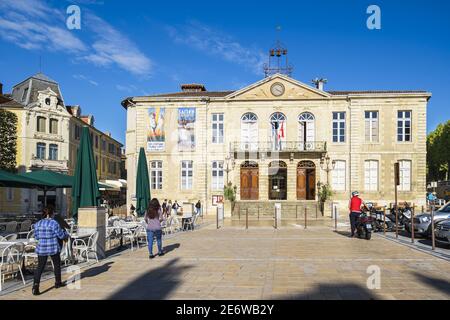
[181,160,193,190]
[212,113,224,144]
[332,112,346,143]
[241,113,258,151]
[212,161,224,190]
[270,112,286,151]
[298,112,315,150]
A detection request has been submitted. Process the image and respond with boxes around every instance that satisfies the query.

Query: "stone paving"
[2,220,450,300]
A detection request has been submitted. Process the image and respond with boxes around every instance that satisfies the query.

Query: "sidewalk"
[3,222,450,300]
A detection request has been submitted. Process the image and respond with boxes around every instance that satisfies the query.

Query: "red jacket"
[349,196,363,213]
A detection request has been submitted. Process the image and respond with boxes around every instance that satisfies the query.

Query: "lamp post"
[320,154,336,185]
[224,154,235,184]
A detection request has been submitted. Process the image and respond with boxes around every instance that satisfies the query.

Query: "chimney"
[181,83,206,92]
[0,82,3,95]
[312,78,328,91]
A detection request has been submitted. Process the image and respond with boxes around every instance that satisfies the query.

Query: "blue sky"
[0,0,449,145]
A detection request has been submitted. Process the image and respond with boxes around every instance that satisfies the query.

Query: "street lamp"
[224,154,235,184]
[320,154,336,185]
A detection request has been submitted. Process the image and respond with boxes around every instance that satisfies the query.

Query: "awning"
[19,170,72,188]
[0,169,55,188]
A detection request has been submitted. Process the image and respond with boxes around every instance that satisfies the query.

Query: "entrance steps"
[233,201,321,219]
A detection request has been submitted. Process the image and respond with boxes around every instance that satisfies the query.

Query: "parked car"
[435,219,450,246]
[405,202,450,237]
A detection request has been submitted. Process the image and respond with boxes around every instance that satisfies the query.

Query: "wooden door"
[297,168,306,200]
[307,169,316,200]
[241,168,259,200]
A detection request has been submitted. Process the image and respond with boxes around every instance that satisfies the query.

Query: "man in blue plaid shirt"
[32,207,69,296]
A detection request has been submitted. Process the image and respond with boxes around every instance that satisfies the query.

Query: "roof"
[30,72,57,84]
[327,90,428,95]
[0,94,24,109]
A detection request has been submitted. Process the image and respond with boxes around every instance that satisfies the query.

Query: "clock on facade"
[270,82,285,97]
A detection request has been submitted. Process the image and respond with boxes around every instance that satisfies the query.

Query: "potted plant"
[223,182,237,217]
[317,182,333,215]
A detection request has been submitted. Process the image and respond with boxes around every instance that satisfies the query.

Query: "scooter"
[387,203,412,229]
[366,203,396,232]
[356,211,374,240]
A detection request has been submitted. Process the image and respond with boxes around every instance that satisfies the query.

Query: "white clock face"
[270,83,285,97]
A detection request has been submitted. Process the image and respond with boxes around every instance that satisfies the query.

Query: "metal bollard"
[316,204,318,220]
[216,206,219,230]
[411,205,415,243]
[383,207,386,235]
[296,206,298,220]
[304,207,307,229]
[431,204,436,251]
[274,206,277,229]
[334,205,337,231]
[246,208,248,230]
[257,206,260,220]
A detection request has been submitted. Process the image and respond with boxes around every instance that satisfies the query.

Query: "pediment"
[226,74,330,100]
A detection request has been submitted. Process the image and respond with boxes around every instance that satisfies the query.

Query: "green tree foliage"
[0,110,18,172]
[427,120,450,182]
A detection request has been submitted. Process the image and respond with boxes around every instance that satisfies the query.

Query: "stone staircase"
[233,201,322,220]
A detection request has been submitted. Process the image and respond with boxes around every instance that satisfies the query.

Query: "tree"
[0,110,18,172]
[427,120,450,182]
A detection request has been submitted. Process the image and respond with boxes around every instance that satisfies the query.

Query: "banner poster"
[178,107,196,151]
[147,107,165,151]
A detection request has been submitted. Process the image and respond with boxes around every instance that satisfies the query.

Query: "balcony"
[30,158,69,172]
[231,141,327,154]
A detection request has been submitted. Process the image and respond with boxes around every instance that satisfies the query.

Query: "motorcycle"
[366,203,396,232]
[356,211,374,240]
[387,202,412,230]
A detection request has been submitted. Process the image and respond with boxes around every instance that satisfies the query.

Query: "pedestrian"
[144,198,165,259]
[162,199,168,217]
[32,206,69,295]
[349,191,365,238]
[130,203,136,216]
[195,200,201,216]
[172,200,180,215]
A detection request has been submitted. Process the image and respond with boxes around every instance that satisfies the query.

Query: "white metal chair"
[72,232,99,263]
[133,225,148,249]
[0,221,18,237]
[183,214,197,231]
[19,220,31,233]
[4,233,18,241]
[122,226,138,251]
[0,243,25,291]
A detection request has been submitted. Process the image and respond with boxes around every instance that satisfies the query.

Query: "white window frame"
[49,144,58,161]
[332,160,346,191]
[181,160,193,190]
[212,113,224,144]
[365,111,379,143]
[212,161,224,191]
[332,112,346,143]
[241,113,258,151]
[397,111,412,142]
[398,160,412,191]
[36,143,46,159]
[364,160,379,192]
[150,161,163,190]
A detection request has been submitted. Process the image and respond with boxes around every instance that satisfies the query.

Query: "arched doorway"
[297,161,316,200]
[240,161,259,200]
[269,161,287,200]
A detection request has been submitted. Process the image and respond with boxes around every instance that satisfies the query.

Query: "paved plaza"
[3,220,450,300]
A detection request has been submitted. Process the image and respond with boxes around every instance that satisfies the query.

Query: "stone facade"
[122,74,430,216]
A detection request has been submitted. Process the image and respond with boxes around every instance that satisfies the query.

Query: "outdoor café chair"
[4,233,18,241]
[72,232,99,263]
[134,225,148,249]
[0,243,25,291]
[122,226,139,251]
[183,214,197,231]
[0,221,18,237]
[19,220,32,233]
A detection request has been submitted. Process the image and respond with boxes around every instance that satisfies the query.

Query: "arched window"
[241,113,258,151]
[270,112,286,151]
[298,112,315,150]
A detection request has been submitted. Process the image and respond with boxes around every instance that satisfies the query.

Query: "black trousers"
[33,254,61,286]
[349,212,361,235]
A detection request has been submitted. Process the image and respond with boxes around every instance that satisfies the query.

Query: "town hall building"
[122,71,431,216]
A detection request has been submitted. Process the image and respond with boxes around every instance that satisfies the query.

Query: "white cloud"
[167,21,266,75]
[115,84,138,93]
[73,74,99,86]
[0,0,152,76]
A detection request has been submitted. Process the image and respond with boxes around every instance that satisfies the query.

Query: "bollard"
[304,207,307,229]
[274,206,277,229]
[334,205,337,231]
[316,204,318,220]
[421,205,424,214]
[411,205,415,243]
[395,205,399,239]
[246,208,248,230]
[257,206,260,220]
[431,204,436,251]
[296,206,298,220]
[238,207,241,220]
[216,206,219,229]
[383,207,386,235]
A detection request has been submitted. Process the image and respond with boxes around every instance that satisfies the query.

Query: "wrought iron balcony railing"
[231,141,327,153]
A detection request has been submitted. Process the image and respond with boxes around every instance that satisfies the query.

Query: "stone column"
[287,161,297,201]
[77,207,107,259]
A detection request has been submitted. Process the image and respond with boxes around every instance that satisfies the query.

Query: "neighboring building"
[122,73,430,216]
[0,73,124,215]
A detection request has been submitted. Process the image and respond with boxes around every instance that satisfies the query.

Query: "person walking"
[172,200,180,215]
[349,191,365,238]
[195,200,202,216]
[32,207,69,295]
[162,199,168,217]
[145,198,165,259]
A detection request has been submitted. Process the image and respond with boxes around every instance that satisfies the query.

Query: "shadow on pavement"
[163,243,180,254]
[278,283,379,300]
[413,272,450,296]
[107,258,193,300]
[80,262,114,279]
[334,230,352,238]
